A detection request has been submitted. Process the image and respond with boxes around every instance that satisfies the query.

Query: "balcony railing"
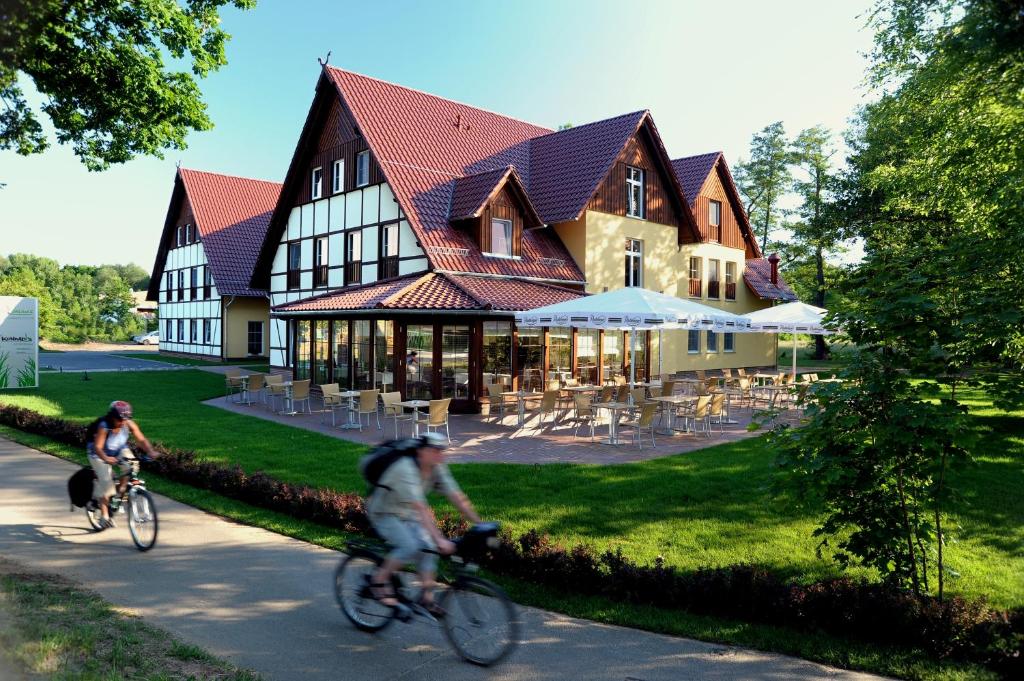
[688,277,702,297]
[378,255,399,280]
[313,264,329,288]
[708,280,721,299]
[345,261,362,286]
[286,269,301,290]
[725,281,736,300]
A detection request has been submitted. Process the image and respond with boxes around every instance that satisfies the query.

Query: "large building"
[245,67,795,412]
[147,168,281,360]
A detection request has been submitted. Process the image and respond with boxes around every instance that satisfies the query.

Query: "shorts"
[370,514,438,574]
[89,448,134,499]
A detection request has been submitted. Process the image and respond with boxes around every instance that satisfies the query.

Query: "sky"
[0,0,877,269]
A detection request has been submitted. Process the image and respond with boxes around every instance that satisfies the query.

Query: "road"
[38,350,181,372]
[0,437,886,681]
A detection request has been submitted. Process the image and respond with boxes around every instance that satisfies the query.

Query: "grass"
[0,557,260,680]
[777,335,857,369]
[114,352,270,370]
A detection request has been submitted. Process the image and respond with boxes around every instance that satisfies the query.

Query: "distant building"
[132,291,157,319]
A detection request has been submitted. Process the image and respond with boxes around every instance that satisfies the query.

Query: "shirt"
[366,457,460,521]
[86,420,130,460]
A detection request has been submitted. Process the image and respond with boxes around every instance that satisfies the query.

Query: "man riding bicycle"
[87,400,156,528]
[365,432,480,616]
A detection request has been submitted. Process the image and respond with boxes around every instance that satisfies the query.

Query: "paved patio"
[203,390,786,464]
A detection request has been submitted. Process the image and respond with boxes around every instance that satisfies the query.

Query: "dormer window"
[709,200,722,241]
[489,219,513,257]
[332,159,344,194]
[626,166,644,218]
[355,151,370,187]
[311,167,323,200]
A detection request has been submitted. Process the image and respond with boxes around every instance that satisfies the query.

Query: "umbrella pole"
[658,329,663,380]
[792,333,798,379]
[630,328,637,397]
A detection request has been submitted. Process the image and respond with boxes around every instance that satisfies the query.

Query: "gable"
[692,165,753,254]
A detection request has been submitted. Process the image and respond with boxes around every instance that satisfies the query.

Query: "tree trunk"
[896,467,921,594]
[761,188,772,252]
[813,245,829,359]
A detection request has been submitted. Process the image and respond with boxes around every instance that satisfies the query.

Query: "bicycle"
[84,455,159,552]
[334,522,519,666]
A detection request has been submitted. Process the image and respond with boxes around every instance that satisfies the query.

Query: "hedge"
[0,403,1019,675]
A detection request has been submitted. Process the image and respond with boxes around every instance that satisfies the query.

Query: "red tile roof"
[178,168,282,296]
[273,272,584,313]
[671,152,721,207]
[744,258,798,301]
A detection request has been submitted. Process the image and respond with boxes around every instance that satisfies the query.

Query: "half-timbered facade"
[147,169,281,360]
[250,67,795,411]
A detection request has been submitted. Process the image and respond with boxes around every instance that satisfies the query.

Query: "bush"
[0,403,1019,675]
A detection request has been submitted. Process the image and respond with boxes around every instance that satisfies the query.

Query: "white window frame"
[355,151,370,187]
[625,238,643,287]
[381,222,399,257]
[165,319,172,342]
[489,218,513,258]
[709,200,722,227]
[311,167,323,200]
[314,236,327,267]
[626,166,645,219]
[724,332,735,353]
[332,159,344,194]
[687,330,700,354]
[203,319,211,344]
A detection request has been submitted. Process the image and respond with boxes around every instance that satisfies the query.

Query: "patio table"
[649,395,697,434]
[592,401,631,445]
[237,374,255,404]
[335,390,361,429]
[397,399,430,436]
[277,381,296,415]
[712,387,743,424]
[501,391,543,428]
[752,373,779,386]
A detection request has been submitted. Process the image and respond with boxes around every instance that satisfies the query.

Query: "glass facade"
[352,320,372,390]
[602,331,623,383]
[312,320,329,385]
[295,320,311,380]
[374,320,394,393]
[406,324,433,399]
[576,329,599,384]
[441,325,471,399]
[546,327,571,386]
[333,320,350,388]
[482,321,512,388]
[517,327,543,392]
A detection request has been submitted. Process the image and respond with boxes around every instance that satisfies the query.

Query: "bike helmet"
[418,432,448,451]
[109,400,133,420]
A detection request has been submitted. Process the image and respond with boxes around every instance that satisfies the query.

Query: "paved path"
[0,437,885,681]
[38,350,182,373]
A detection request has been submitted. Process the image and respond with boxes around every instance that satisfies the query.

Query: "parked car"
[133,330,160,345]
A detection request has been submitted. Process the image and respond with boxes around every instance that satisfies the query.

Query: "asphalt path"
[0,437,886,681]
[38,350,181,372]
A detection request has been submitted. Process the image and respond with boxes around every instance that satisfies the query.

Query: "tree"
[734,121,792,252]
[0,0,255,171]
[98,276,135,325]
[788,126,845,359]
[112,263,151,291]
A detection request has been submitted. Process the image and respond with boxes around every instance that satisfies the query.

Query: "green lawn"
[777,336,857,370]
[2,370,1020,612]
[114,353,270,370]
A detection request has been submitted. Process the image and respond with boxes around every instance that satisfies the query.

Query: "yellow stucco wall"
[553,210,777,373]
[222,297,270,359]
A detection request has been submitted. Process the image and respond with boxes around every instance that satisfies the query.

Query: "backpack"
[359,439,418,493]
[68,466,96,510]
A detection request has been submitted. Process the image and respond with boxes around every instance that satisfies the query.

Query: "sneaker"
[103,517,117,529]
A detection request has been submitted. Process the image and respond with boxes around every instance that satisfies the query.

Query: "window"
[374,320,394,393]
[177,271,184,301]
[295,320,310,380]
[190,319,197,343]
[345,231,362,285]
[406,324,433,399]
[547,327,572,385]
[688,330,700,354]
[185,223,193,244]
[576,328,599,384]
[517,326,543,392]
[441,325,470,400]
[175,226,182,247]
[190,267,198,299]
[313,237,328,288]
[332,320,350,388]
[165,272,172,298]
[248,321,264,356]
[203,266,212,299]
[709,200,722,241]
[177,319,184,343]
[379,223,399,278]
[724,332,735,353]
[165,319,172,341]
[489,218,513,257]
[355,150,370,187]
[482,321,513,389]
[203,319,211,344]
[602,331,623,383]
[625,238,643,287]
[708,259,721,298]
[725,262,737,300]
[626,166,645,218]
[707,330,718,352]
[311,166,323,200]
[332,159,344,194]
[688,257,702,297]
[352,320,372,390]
[287,242,301,290]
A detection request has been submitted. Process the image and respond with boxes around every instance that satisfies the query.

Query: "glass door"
[405,324,434,399]
[441,325,471,401]
[332,320,350,388]
[312,320,329,386]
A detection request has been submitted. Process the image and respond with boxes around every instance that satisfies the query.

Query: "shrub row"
[1,403,1019,676]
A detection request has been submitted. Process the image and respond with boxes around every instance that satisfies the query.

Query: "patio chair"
[224,368,243,400]
[289,380,312,414]
[618,402,659,450]
[356,389,381,431]
[694,382,710,397]
[613,375,627,386]
[722,368,733,380]
[570,394,597,442]
[737,368,747,378]
[424,398,452,443]
[526,390,559,427]
[264,373,286,408]
[686,395,713,437]
[735,377,753,408]
[695,369,707,381]
[629,386,647,406]
[241,372,265,405]
[319,383,344,425]
[614,385,630,404]
[661,380,675,396]
[598,385,615,403]
[808,373,819,382]
[483,383,508,422]
[708,393,727,433]
[380,391,412,437]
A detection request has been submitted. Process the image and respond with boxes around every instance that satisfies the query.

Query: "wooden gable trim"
[146,171,188,301]
[715,156,762,259]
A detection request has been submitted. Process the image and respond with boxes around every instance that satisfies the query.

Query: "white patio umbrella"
[516,287,750,388]
[741,301,833,378]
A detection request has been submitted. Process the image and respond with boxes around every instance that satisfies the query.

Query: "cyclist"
[366,432,480,616]
[87,400,156,528]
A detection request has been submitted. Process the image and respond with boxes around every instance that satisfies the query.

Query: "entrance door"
[440,324,472,408]
[405,324,434,400]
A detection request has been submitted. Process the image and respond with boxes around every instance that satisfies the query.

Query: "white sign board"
[0,297,39,389]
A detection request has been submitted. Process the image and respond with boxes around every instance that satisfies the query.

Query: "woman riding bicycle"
[87,400,156,528]
[366,432,480,616]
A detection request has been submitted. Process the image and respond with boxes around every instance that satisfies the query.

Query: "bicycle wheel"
[335,553,397,632]
[127,489,158,551]
[84,500,104,531]
[440,576,519,666]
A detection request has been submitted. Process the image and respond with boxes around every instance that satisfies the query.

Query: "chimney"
[768,253,780,286]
